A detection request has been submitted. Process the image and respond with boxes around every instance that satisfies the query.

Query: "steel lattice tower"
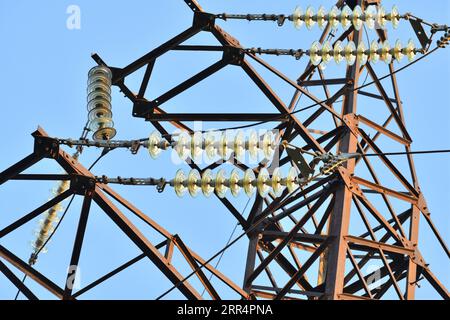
[0,0,448,300]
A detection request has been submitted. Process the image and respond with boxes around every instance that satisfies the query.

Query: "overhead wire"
[362,149,450,157]
[200,197,251,298]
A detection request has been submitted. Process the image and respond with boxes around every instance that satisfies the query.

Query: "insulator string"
[87,66,116,141]
[217,4,404,30]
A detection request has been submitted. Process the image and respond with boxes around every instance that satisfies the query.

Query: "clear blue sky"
[0,0,449,299]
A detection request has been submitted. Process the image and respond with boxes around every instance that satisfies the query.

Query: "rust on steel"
[0,0,448,300]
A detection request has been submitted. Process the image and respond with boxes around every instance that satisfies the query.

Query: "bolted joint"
[339,167,364,197]
[33,136,60,159]
[276,15,287,27]
[343,113,360,137]
[109,67,125,86]
[156,178,167,193]
[130,140,141,154]
[70,175,96,196]
[411,249,427,269]
[223,46,245,66]
[416,192,430,216]
[132,99,153,119]
[193,12,216,31]
[171,234,181,244]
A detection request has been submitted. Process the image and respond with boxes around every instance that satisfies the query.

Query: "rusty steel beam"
[353,194,403,242]
[373,269,406,299]
[72,253,147,298]
[0,189,73,238]
[357,115,411,146]
[359,129,418,195]
[422,267,450,299]
[342,207,410,290]
[243,197,263,294]
[112,26,202,83]
[261,231,328,244]
[147,59,229,111]
[173,235,221,300]
[63,193,93,299]
[0,245,65,299]
[352,176,418,204]
[357,90,398,103]
[323,0,364,298]
[247,53,344,122]
[240,61,325,153]
[365,63,412,142]
[386,59,422,299]
[378,248,405,299]
[188,249,250,299]
[275,237,333,299]
[344,258,407,295]
[298,78,348,87]
[338,293,373,300]
[93,188,203,300]
[251,285,322,298]
[263,242,315,292]
[0,259,38,300]
[11,174,71,181]
[245,189,333,287]
[0,153,43,185]
[355,140,408,238]
[137,60,155,99]
[345,235,414,256]
[346,247,373,298]
[257,250,279,289]
[146,113,283,122]
[421,212,450,259]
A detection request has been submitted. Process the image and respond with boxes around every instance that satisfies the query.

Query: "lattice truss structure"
[0,0,449,300]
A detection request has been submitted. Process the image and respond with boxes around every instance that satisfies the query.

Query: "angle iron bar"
[0,245,64,299]
[0,259,38,300]
[93,188,202,300]
[245,189,334,286]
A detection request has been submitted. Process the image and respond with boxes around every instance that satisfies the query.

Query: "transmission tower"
[0,0,449,300]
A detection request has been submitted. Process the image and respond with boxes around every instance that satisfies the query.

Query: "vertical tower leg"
[323,0,363,300]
